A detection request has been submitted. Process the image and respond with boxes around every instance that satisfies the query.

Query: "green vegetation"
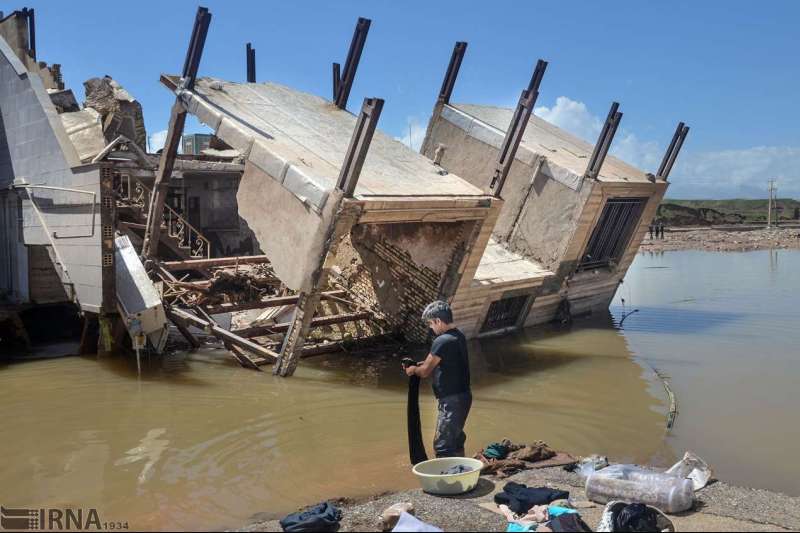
[658,199,800,226]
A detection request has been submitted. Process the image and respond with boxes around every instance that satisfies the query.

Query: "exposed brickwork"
[338,237,442,344]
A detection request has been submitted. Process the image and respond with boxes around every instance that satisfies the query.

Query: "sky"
[21,0,800,199]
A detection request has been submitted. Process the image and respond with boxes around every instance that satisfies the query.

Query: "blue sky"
[25,0,800,199]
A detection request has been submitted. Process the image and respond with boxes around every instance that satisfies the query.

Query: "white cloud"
[535,96,603,142]
[670,146,800,199]
[396,117,428,152]
[534,96,800,199]
[148,130,168,153]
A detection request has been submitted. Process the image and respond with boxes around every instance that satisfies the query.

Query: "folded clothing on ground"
[494,482,570,515]
[280,502,342,532]
[546,513,593,532]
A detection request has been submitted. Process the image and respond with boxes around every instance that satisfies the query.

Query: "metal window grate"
[579,197,647,271]
[481,295,529,333]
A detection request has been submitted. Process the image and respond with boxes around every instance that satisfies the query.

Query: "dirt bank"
[640,227,800,253]
[238,465,800,532]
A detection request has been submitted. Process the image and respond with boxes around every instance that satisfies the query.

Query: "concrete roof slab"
[452,103,652,184]
[166,77,488,210]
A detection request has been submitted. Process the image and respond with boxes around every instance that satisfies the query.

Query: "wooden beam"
[167,307,278,362]
[161,255,271,271]
[235,310,372,338]
[203,290,347,315]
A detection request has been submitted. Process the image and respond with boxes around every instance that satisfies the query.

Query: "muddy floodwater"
[1,249,798,531]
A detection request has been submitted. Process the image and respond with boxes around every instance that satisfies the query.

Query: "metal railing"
[115,174,211,259]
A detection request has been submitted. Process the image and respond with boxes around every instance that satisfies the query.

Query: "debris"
[391,512,442,533]
[83,75,147,149]
[665,451,712,491]
[575,455,610,478]
[380,503,414,532]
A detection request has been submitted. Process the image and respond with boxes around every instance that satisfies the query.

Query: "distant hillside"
[658,199,800,226]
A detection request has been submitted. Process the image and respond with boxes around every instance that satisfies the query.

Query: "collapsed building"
[0,7,688,376]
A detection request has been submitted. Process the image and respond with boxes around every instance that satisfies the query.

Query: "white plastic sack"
[666,451,712,491]
[392,512,442,533]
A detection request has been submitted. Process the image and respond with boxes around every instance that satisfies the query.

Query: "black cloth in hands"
[493,482,570,514]
[279,502,342,532]
[408,374,429,465]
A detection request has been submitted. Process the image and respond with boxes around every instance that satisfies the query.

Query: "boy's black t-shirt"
[430,328,471,399]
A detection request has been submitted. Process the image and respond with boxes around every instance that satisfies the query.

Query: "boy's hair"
[421,300,453,324]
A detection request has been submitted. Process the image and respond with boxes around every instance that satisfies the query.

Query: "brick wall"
[334,221,474,345]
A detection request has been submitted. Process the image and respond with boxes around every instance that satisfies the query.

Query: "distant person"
[649,224,655,239]
[659,223,665,239]
[404,300,472,458]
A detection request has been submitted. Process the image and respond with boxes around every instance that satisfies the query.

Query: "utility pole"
[767,179,776,229]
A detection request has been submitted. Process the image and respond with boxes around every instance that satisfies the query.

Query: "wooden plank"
[167,307,279,362]
[202,290,347,315]
[233,310,372,338]
[161,255,271,271]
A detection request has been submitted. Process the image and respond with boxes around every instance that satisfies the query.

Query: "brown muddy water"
[0,249,797,531]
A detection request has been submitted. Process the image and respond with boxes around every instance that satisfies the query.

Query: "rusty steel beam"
[489,59,548,197]
[438,41,468,105]
[142,7,211,259]
[203,290,347,315]
[232,311,372,338]
[333,17,371,110]
[657,122,690,181]
[337,97,384,197]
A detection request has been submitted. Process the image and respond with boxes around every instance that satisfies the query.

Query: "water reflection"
[0,311,665,531]
[613,249,800,498]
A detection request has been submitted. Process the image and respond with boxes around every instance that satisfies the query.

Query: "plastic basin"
[411,457,483,495]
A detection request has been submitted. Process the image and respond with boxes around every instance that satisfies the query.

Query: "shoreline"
[640,226,800,253]
[239,463,800,532]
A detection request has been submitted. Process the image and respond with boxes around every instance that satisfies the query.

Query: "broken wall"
[423,109,594,272]
[181,171,258,256]
[84,76,147,149]
[334,220,476,343]
[237,161,341,292]
[0,35,104,312]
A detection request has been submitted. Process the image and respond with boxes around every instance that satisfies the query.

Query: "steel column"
[438,41,468,105]
[586,102,622,180]
[333,17,371,109]
[336,97,384,197]
[489,59,548,197]
[657,122,690,181]
[246,42,256,83]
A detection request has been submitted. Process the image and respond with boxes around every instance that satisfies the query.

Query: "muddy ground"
[238,465,800,532]
[640,226,800,253]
